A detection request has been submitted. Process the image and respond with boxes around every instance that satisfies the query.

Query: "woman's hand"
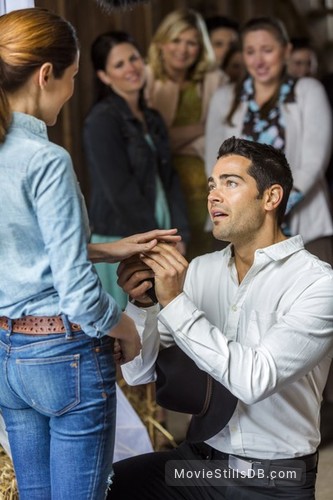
[108,312,142,364]
[88,228,181,263]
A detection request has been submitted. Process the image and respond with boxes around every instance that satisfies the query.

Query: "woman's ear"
[97,69,111,87]
[38,62,53,89]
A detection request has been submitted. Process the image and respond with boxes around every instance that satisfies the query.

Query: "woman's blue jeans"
[0,322,116,500]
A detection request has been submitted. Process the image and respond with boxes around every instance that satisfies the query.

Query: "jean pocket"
[16,354,80,416]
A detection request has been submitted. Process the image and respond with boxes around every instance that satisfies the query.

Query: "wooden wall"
[34,0,309,199]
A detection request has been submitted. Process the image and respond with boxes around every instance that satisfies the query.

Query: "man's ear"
[38,62,53,89]
[97,69,111,87]
[264,184,284,213]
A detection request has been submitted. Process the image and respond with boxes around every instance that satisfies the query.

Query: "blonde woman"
[146,8,228,260]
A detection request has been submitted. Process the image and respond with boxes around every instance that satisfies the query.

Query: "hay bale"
[0,447,18,500]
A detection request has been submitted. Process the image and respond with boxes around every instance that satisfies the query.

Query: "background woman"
[206,16,333,263]
[0,8,179,499]
[83,31,189,309]
[146,8,228,260]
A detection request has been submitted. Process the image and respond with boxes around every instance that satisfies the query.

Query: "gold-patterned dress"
[172,82,212,260]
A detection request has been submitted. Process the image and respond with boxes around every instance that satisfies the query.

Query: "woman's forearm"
[88,229,181,263]
[169,123,204,152]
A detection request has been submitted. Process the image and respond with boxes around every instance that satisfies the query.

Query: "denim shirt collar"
[11,112,48,139]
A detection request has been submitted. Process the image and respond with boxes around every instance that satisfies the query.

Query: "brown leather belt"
[0,316,82,335]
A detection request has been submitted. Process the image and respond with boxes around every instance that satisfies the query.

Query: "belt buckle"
[228,455,262,478]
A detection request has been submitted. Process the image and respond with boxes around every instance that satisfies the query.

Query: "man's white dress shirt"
[122,236,333,459]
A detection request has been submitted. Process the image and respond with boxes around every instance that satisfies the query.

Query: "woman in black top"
[83,31,189,309]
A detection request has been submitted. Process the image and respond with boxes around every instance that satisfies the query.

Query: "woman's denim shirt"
[0,112,121,337]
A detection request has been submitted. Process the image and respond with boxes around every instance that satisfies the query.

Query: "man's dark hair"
[205,15,239,35]
[94,0,147,11]
[218,137,293,224]
[290,36,313,52]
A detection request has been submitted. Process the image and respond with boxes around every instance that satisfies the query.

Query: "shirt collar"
[256,235,304,260]
[225,235,304,265]
[10,112,48,139]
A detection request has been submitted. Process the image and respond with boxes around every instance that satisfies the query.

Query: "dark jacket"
[83,91,189,241]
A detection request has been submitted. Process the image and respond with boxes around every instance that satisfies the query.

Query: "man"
[287,37,318,79]
[205,15,239,67]
[109,137,333,499]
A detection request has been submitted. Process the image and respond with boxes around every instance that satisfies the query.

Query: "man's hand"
[108,313,141,364]
[88,229,181,264]
[117,256,156,306]
[140,243,188,307]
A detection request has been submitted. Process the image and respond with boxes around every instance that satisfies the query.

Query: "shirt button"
[232,305,238,312]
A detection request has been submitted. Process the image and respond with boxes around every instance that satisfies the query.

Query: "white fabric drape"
[0,0,35,15]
